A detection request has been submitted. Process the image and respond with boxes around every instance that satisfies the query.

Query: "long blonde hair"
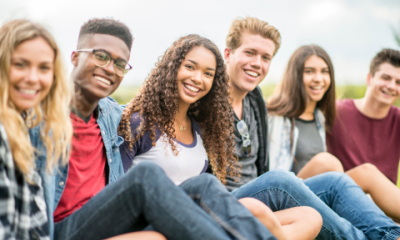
[0,20,72,180]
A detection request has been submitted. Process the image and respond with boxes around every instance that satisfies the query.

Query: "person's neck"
[175,101,190,127]
[354,96,391,119]
[73,86,100,118]
[298,100,316,120]
[229,83,248,120]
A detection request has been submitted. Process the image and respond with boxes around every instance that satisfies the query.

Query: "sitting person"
[31,18,281,240]
[223,17,400,239]
[267,45,400,222]
[119,34,323,240]
[0,19,72,239]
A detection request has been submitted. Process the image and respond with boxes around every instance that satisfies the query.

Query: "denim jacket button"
[109,158,112,163]
[59,181,64,186]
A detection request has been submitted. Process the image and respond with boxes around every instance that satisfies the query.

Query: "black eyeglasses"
[76,49,132,77]
[237,120,251,157]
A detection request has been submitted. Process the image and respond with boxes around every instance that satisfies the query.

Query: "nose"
[387,79,396,90]
[250,55,261,69]
[103,61,116,75]
[191,70,202,84]
[313,72,323,82]
[26,67,40,84]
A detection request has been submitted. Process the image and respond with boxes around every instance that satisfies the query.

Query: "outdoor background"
[1,0,400,105]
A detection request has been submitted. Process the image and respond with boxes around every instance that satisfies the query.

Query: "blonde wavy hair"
[0,20,72,180]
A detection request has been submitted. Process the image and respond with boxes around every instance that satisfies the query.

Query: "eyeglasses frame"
[76,49,132,76]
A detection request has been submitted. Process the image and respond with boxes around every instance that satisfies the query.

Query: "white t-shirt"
[120,112,209,185]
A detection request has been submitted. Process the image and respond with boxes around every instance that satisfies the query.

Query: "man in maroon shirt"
[327,49,400,186]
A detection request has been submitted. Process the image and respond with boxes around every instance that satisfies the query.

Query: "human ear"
[71,51,79,66]
[366,73,372,86]
[224,48,231,63]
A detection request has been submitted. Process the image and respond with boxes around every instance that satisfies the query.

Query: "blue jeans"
[55,162,276,240]
[231,169,400,240]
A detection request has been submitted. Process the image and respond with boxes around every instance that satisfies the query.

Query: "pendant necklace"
[179,125,186,131]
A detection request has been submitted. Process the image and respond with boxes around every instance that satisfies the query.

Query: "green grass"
[111,84,400,107]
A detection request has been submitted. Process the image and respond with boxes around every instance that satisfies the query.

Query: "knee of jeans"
[322,171,357,189]
[261,169,298,184]
[184,173,221,192]
[128,161,165,180]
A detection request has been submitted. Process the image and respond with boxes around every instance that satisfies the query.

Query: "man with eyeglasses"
[223,17,400,240]
[29,18,282,240]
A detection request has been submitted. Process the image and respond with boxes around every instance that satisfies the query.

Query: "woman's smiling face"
[302,55,331,104]
[9,37,55,113]
[176,46,216,106]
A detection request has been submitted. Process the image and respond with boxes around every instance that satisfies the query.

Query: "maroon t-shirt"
[327,99,400,183]
[53,112,107,222]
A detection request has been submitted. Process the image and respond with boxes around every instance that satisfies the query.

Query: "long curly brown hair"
[118,34,240,183]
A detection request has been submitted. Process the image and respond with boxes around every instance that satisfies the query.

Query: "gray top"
[226,95,259,191]
[292,118,324,174]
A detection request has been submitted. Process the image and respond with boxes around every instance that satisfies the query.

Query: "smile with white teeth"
[310,86,323,90]
[381,89,396,97]
[244,70,259,77]
[184,84,200,93]
[18,88,37,95]
[95,75,111,85]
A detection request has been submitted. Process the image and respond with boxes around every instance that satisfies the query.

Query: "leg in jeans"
[231,169,369,240]
[304,172,400,240]
[55,162,233,240]
[179,173,277,240]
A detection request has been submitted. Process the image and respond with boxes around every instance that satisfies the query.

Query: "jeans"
[231,169,400,240]
[55,162,276,240]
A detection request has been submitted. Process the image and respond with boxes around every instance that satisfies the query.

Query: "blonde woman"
[0,20,72,239]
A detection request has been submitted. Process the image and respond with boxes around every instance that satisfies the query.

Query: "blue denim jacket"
[268,108,326,171]
[29,97,125,239]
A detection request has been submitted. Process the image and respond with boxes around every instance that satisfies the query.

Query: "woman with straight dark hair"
[268,44,400,222]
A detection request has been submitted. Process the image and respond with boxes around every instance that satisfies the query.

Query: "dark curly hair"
[118,34,240,183]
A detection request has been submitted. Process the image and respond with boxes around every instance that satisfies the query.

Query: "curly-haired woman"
[119,34,323,240]
[0,20,72,239]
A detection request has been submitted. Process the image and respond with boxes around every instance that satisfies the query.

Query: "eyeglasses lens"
[93,51,128,76]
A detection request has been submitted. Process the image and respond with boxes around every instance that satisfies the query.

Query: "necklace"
[179,125,186,131]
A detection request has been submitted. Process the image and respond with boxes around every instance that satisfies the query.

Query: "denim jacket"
[29,97,125,239]
[268,108,326,171]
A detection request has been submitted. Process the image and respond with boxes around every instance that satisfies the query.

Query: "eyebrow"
[187,59,215,71]
[245,48,273,58]
[11,57,53,64]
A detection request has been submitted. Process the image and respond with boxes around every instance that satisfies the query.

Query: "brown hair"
[267,45,336,130]
[118,34,240,183]
[369,48,400,76]
[226,17,281,55]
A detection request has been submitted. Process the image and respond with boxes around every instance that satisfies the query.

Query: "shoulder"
[390,105,400,116]
[129,112,145,131]
[336,99,354,111]
[99,97,123,115]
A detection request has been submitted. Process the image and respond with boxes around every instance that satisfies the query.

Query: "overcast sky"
[1,0,399,86]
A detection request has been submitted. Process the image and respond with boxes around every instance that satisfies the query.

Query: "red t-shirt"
[327,99,400,183]
[53,112,107,222]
